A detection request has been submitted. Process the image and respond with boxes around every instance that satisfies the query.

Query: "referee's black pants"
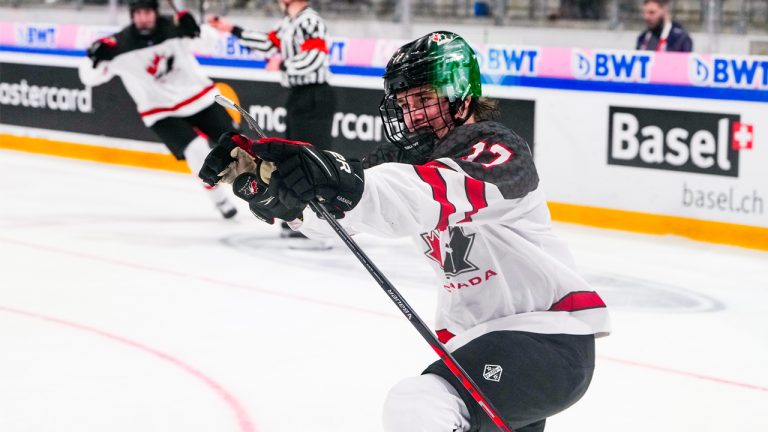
[285,83,337,151]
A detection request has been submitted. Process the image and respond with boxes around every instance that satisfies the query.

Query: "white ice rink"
[1,149,766,432]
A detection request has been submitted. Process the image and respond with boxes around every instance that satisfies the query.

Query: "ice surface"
[0,150,766,431]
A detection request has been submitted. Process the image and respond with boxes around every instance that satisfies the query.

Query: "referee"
[208,0,336,151]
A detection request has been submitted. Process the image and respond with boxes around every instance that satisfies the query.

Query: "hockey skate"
[216,199,238,219]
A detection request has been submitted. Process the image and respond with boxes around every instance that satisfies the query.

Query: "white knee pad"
[182,136,213,176]
[382,374,471,432]
[183,136,233,209]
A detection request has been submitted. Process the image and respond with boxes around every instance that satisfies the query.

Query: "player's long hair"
[474,97,500,122]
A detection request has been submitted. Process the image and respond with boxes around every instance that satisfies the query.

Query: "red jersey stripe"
[414,165,455,231]
[549,291,606,312]
[422,160,452,170]
[140,84,215,117]
[436,329,455,344]
[459,177,488,223]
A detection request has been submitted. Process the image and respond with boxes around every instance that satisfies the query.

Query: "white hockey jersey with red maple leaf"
[299,121,611,352]
[78,17,220,127]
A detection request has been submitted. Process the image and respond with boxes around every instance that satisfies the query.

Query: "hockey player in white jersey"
[78,0,238,218]
[199,31,610,431]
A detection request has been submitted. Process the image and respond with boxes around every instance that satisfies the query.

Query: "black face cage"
[378,87,462,165]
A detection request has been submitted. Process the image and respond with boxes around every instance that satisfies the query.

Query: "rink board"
[0,46,766,250]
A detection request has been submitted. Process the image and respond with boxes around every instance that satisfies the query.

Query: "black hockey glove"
[175,11,200,38]
[199,131,253,186]
[231,171,304,224]
[199,132,302,224]
[251,138,365,218]
[87,37,117,67]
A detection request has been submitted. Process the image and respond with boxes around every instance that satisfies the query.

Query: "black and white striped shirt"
[232,7,330,87]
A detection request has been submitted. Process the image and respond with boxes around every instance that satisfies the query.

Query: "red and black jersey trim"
[436,329,456,344]
[422,160,453,170]
[549,291,606,312]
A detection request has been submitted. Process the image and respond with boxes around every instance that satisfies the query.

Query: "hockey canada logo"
[483,364,503,382]
[421,226,478,277]
[430,32,455,46]
[608,106,752,177]
[146,53,175,79]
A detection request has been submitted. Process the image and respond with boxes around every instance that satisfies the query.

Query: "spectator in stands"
[636,0,693,52]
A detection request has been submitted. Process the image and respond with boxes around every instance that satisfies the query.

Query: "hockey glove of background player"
[250,138,365,218]
[199,132,302,224]
[175,11,200,38]
[87,37,117,67]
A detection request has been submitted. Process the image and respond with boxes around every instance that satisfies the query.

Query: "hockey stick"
[165,0,179,14]
[214,95,514,432]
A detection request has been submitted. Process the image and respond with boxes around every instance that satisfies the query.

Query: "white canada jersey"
[233,7,330,87]
[78,17,219,126]
[299,121,611,352]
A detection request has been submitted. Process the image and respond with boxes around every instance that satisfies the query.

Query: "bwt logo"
[222,36,267,59]
[573,50,652,82]
[608,106,753,177]
[15,25,57,48]
[477,47,539,75]
[328,40,347,65]
[690,55,768,89]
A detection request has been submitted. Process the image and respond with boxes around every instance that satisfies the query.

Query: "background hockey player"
[199,31,610,431]
[207,0,336,237]
[78,0,238,218]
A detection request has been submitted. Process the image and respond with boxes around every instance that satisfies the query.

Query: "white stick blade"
[214,94,237,110]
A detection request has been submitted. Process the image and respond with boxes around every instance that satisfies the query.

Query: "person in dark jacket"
[636,0,693,52]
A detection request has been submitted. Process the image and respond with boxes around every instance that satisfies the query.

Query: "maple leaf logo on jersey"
[146,54,175,79]
[421,227,478,277]
[421,231,443,266]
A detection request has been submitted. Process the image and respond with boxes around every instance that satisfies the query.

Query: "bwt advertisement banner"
[3,21,768,95]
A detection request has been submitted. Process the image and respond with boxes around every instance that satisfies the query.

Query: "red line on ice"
[598,355,768,393]
[0,304,257,432]
[3,236,767,395]
[0,236,395,319]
